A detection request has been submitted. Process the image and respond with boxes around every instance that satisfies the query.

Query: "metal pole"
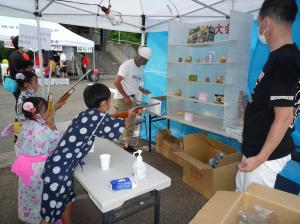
[141,32,145,46]
[36,14,45,98]
[92,47,95,70]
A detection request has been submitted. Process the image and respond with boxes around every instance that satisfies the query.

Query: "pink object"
[1,123,14,138]
[198,92,208,102]
[11,154,47,186]
[184,112,194,122]
[54,219,63,224]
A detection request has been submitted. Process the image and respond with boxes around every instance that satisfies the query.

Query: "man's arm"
[114,75,132,106]
[239,106,294,172]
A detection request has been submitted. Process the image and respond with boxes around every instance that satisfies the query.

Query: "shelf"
[169,40,236,47]
[165,114,226,136]
[168,77,229,86]
[167,95,225,107]
[168,61,232,65]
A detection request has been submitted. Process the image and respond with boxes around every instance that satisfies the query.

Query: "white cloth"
[114,59,144,99]
[236,154,291,192]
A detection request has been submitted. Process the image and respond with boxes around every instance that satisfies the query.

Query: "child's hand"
[54,101,65,111]
[128,109,136,118]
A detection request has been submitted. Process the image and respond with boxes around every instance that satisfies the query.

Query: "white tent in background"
[0,16,94,48]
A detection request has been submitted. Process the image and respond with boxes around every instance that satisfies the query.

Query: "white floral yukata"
[15,120,61,223]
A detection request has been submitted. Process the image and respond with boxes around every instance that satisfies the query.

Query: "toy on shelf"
[184,112,194,122]
[198,92,208,102]
[220,55,227,63]
[188,74,198,82]
[187,25,215,44]
[184,56,192,63]
[216,75,224,84]
[204,51,215,63]
[178,57,183,62]
[174,89,182,96]
[204,77,210,83]
[214,94,224,104]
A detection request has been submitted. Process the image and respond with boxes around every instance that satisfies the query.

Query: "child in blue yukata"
[40,83,135,224]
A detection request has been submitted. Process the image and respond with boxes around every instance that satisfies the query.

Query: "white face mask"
[258,19,269,45]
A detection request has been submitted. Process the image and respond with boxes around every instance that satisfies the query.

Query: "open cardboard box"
[189,183,300,224]
[175,133,242,198]
[156,129,185,167]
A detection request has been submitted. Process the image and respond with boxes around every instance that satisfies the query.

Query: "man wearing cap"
[112,46,152,152]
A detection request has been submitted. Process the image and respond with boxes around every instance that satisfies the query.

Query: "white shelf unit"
[166,11,253,140]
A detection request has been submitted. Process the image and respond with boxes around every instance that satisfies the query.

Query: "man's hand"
[238,155,265,172]
[124,96,132,106]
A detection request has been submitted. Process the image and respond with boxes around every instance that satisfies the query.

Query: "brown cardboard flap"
[246,183,300,211]
[215,152,242,168]
[175,151,212,170]
[213,162,239,192]
[189,191,242,224]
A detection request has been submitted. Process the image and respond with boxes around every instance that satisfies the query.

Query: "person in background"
[80,53,90,80]
[52,51,60,78]
[8,35,30,101]
[11,97,61,224]
[60,51,67,78]
[45,57,56,78]
[40,83,134,224]
[111,46,152,153]
[236,0,300,192]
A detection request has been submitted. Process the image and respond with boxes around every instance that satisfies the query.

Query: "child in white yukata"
[11,97,61,224]
[40,83,135,224]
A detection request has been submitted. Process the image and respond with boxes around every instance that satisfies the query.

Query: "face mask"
[258,19,269,45]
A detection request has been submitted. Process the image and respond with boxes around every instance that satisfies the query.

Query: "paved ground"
[0,77,207,224]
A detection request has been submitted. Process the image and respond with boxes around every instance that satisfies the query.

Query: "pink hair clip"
[23,102,36,114]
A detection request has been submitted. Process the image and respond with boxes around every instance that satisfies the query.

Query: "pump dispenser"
[132,150,146,181]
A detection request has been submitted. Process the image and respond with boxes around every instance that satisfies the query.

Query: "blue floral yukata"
[40,108,125,223]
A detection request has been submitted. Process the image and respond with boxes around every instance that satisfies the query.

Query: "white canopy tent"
[0,0,264,34]
[0,0,264,96]
[0,16,94,48]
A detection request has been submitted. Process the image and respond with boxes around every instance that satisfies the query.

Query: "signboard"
[4,40,14,48]
[51,45,62,51]
[77,46,93,53]
[19,24,51,50]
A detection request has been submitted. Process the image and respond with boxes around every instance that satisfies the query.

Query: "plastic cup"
[100,154,111,170]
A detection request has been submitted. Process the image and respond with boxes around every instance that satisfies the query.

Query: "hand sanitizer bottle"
[133,150,146,181]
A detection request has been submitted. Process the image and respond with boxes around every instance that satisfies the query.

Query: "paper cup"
[100,154,111,170]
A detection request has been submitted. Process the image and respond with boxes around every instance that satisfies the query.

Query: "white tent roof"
[0,0,264,33]
[0,16,94,48]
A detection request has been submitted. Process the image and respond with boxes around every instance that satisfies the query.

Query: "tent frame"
[0,0,259,97]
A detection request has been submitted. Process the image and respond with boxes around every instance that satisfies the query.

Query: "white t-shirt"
[60,53,66,62]
[114,59,144,99]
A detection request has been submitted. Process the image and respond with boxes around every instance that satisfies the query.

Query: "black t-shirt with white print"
[242,44,300,160]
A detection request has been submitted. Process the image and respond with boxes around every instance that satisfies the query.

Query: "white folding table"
[56,121,171,224]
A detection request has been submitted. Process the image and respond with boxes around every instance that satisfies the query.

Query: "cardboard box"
[156,129,185,167]
[148,96,167,116]
[175,133,241,198]
[189,183,300,224]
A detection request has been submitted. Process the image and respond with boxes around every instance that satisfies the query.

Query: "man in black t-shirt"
[236,0,300,192]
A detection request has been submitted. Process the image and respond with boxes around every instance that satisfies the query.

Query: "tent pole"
[35,1,45,98]
[93,47,95,71]
[141,32,146,46]
[33,50,36,68]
